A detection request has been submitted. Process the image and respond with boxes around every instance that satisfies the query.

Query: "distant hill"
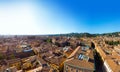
[49,32,120,37]
[0,32,120,38]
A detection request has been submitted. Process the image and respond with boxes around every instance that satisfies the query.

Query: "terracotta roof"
[37,58,46,64]
[67,46,80,59]
[105,59,117,71]
[96,46,106,60]
[7,58,21,64]
[115,66,120,72]
[65,59,94,70]
[94,39,120,72]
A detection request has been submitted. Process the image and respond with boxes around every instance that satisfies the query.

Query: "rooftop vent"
[78,54,89,61]
[117,61,120,65]
[104,50,112,54]
[81,46,89,51]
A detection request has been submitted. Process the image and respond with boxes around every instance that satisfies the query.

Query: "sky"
[0,0,120,35]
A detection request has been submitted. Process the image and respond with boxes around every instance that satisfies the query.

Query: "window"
[66,66,68,70]
[66,66,68,72]
[71,68,73,71]
[76,69,78,72]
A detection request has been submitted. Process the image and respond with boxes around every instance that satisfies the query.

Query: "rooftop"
[94,37,120,72]
[65,59,94,70]
[64,46,94,70]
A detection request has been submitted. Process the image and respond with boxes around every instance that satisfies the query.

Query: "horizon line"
[0,31,119,36]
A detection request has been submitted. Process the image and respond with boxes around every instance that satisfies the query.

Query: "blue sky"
[0,0,120,35]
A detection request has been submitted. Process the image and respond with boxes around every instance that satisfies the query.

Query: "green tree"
[0,53,4,60]
[9,54,15,59]
[47,38,52,43]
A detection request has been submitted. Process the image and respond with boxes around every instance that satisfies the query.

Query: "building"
[6,58,21,70]
[94,38,120,72]
[4,66,18,72]
[64,46,95,72]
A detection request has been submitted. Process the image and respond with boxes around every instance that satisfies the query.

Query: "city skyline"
[0,0,120,35]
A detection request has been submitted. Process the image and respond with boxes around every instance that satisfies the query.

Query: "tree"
[9,54,15,59]
[0,53,4,60]
[47,38,52,43]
